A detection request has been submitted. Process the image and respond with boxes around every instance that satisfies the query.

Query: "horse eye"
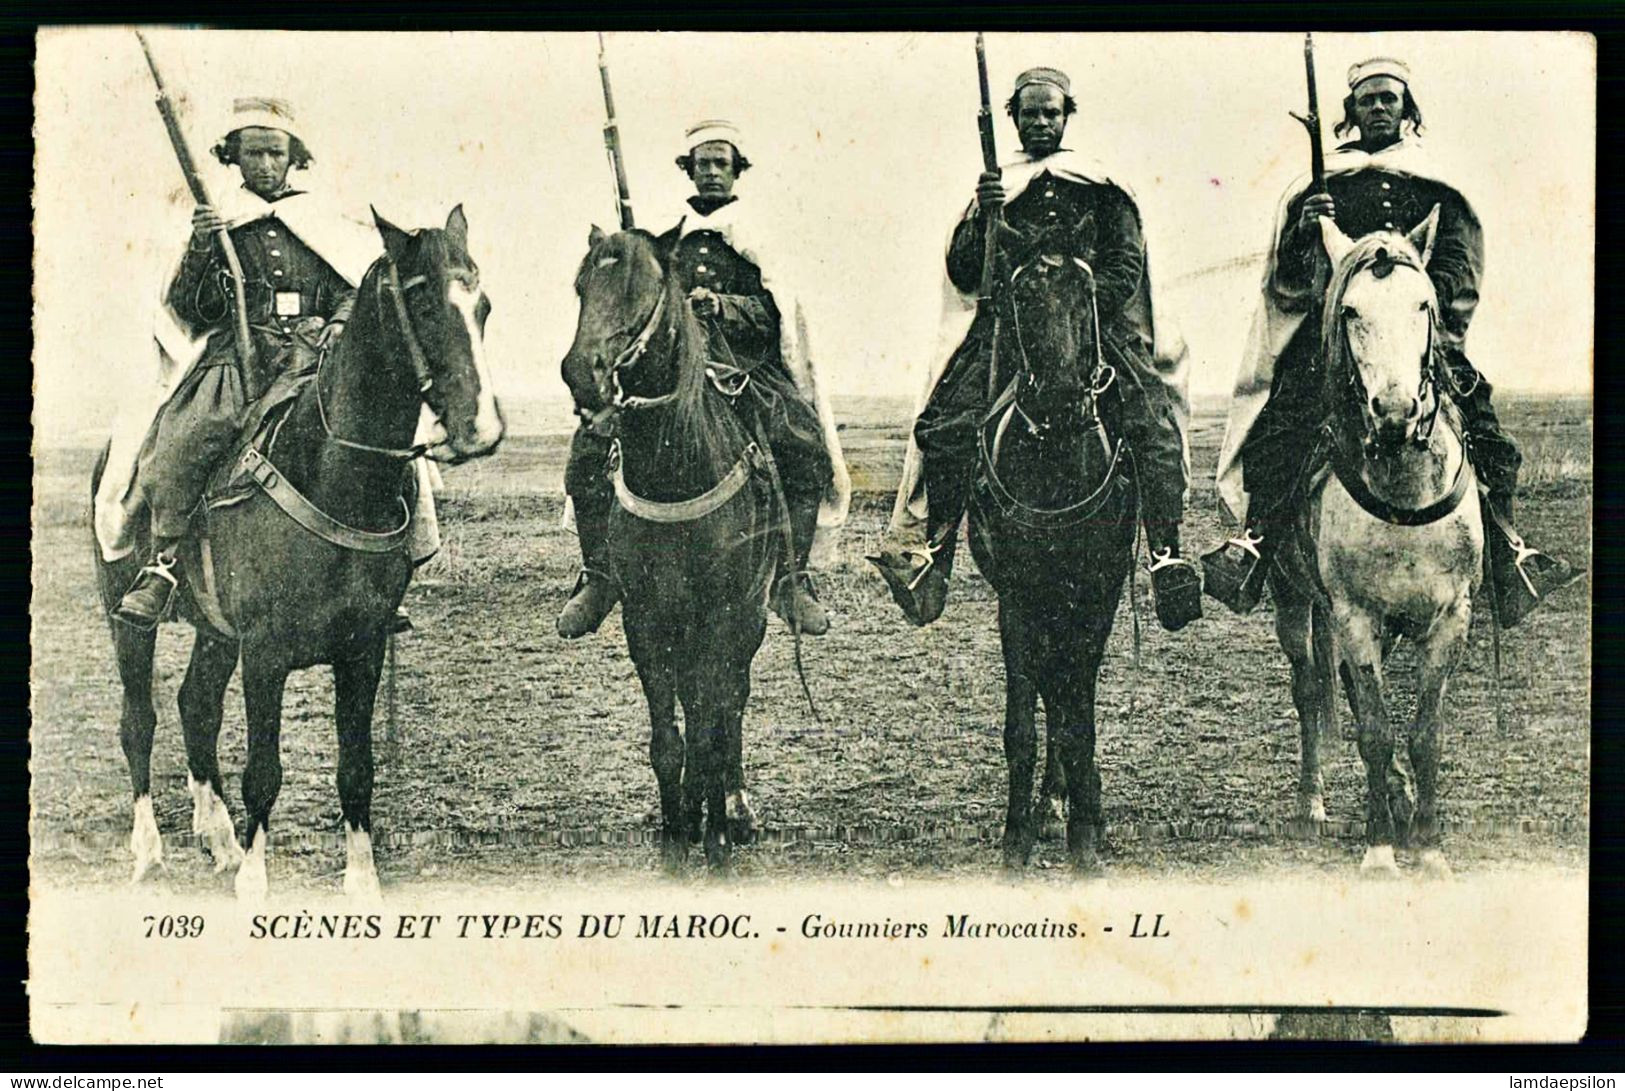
[1341,305,1357,320]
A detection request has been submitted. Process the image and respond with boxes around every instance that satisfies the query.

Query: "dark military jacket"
[945,170,1155,351]
[168,188,358,374]
[673,195,782,373]
[1273,146,1483,343]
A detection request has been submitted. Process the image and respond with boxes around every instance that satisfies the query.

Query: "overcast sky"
[34,29,1594,443]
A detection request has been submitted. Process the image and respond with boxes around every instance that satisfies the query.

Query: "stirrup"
[1147,546,1197,575]
[1222,528,1265,560]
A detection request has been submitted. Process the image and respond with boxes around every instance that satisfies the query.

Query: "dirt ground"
[29,396,1591,891]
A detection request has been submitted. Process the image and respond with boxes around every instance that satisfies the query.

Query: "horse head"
[996,212,1102,422]
[1319,205,1443,456]
[561,222,687,434]
[370,206,504,462]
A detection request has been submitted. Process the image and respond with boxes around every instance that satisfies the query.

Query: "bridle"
[1332,247,1457,459]
[1003,253,1115,436]
[315,258,449,461]
[976,251,1124,529]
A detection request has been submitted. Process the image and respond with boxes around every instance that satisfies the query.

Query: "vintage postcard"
[30,28,1593,1045]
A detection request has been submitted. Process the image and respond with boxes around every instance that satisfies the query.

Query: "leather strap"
[1328,441,1472,527]
[238,447,412,553]
[611,441,761,524]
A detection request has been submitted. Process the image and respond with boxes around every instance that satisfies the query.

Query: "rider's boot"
[771,498,830,636]
[1145,521,1203,632]
[869,483,962,629]
[1200,516,1276,615]
[1483,494,1581,628]
[557,496,621,639]
[114,537,183,630]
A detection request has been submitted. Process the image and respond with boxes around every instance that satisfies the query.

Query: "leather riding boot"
[1144,522,1203,632]
[557,499,621,639]
[772,499,830,636]
[114,538,183,630]
[1200,519,1275,615]
[1484,496,1581,628]
[868,514,956,628]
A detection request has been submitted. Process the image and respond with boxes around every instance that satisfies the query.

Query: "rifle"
[135,30,255,374]
[975,33,1002,402]
[1288,32,1327,195]
[597,32,635,230]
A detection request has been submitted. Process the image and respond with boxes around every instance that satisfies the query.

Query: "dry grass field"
[29,395,1590,890]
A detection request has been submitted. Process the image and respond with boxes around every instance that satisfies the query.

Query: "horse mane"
[1319,232,1443,417]
[647,248,741,479]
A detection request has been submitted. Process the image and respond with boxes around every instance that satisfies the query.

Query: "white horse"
[1273,207,1482,879]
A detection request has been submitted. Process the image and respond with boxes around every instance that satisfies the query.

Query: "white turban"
[681,118,745,160]
[218,96,303,147]
[1346,57,1411,93]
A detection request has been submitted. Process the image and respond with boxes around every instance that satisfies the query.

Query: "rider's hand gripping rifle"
[135,30,255,375]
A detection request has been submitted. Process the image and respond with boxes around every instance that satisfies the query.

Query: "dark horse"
[91,208,502,899]
[561,224,781,872]
[966,222,1138,874]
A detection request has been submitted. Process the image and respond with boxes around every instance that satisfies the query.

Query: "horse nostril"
[1405,397,1421,420]
[1370,395,1384,417]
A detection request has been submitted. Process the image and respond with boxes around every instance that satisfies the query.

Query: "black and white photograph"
[29,28,1593,1045]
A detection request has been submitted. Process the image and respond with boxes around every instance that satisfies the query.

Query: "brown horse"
[966,222,1138,874]
[92,207,502,899]
[561,224,781,871]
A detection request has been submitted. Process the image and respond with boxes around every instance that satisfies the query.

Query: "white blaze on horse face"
[1340,264,1433,430]
[447,278,503,453]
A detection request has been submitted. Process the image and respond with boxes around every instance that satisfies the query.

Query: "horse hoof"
[660,841,688,876]
[1418,849,1454,881]
[726,791,759,846]
[1039,796,1066,840]
[190,780,243,873]
[129,797,164,884]
[1301,796,1328,825]
[235,861,268,902]
[344,870,383,904]
[1359,845,1400,879]
[1071,853,1105,878]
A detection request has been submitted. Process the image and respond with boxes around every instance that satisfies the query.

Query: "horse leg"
[112,621,163,883]
[1038,707,1066,838]
[1334,608,1400,878]
[334,640,386,901]
[998,602,1040,871]
[723,664,758,846]
[634,655,684,874]
[697,692,731,872]
[1055,616,1111,877]
[1378,623,1416,844]
[1411,598,1470,879]
[675,671,704,846]
[236,650,289,902]
[1273,581,1327,824]
[177,634,244,873]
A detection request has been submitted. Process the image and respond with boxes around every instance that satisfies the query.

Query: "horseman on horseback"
[113,97,390,629]
[872,66,1203,632]
[1203,57,1578,626]
[559,119,846,640]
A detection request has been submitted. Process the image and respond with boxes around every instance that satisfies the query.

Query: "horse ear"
[1407,204,1441,267]
[654,218,685,262]
[588,224,608,249]
[444,204,469,250]
[1318,214,1355,267]
[372,206,411,262]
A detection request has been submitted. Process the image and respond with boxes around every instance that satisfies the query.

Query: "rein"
[314,261,442,460]
[976,255,1123,527]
